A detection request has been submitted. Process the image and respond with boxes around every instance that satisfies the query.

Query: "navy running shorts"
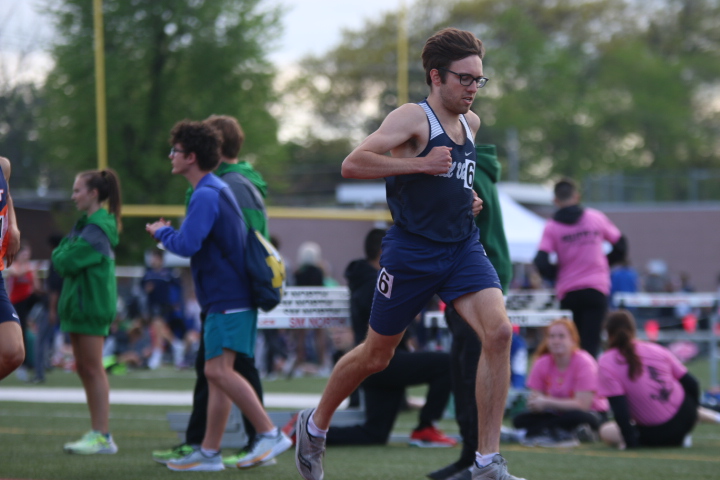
[0,275,20,324]
[368,226,501,337]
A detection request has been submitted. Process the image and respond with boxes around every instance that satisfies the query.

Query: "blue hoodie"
[154,174,252,314]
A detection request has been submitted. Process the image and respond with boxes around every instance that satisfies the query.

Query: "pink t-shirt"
[527,349,609,412]
[598,341,687,426]
[537,208,621,299]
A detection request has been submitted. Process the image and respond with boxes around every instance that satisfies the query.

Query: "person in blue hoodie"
[146,120,291,472]
[152,114,271,468]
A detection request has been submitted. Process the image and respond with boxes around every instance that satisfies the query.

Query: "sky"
[0,0,405,142]
[0,0,404,82]
[268,0,403,66]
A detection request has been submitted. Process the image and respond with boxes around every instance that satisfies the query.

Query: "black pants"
[637,392,698,447]
[185,322,263,446]
[446,305,481,467]
[512,410,604,437]
[261,329,287,374]
[560,289,608,358]
[326,349,451,445]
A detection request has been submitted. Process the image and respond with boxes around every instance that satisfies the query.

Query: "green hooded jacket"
[474,144,513,290]
[185,161,269,238]
[52,208,119,335]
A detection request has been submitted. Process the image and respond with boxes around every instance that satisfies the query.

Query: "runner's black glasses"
[438,67,489,88]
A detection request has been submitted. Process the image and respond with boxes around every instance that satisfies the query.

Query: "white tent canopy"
[497,190,545,263]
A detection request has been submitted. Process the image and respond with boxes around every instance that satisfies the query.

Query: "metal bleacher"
[166,287,571,448]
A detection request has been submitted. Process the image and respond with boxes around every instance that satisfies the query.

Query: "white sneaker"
[148,349,162,370]
[15,366,29,382]
[172,339,185,367]
[63,431,118,455]
[167,449,224,472]
[236,430,292,468]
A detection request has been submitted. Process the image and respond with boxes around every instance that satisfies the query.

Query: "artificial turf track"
[1,361,718,480]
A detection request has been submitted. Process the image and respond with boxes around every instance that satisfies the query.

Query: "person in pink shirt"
[534,178,626,357]
[511,318,608,447]
[598,310,720,449]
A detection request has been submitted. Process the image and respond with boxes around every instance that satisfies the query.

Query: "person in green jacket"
[430,144,513,480]
[52,169,122,455]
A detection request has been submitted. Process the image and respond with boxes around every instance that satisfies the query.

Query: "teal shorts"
[204,310,257,360]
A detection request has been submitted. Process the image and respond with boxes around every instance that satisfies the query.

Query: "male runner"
[295,28,526,480]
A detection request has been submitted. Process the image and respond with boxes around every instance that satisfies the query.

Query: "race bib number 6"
[464,159,475,189]
[377,267,394,299]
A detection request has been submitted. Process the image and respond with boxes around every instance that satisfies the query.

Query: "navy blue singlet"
[385,100,478,243]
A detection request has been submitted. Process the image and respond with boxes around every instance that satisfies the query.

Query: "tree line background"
[1,0,719,258]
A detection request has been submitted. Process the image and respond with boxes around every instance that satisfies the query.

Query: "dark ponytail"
[78,168,123,232]
[605,310,642,380]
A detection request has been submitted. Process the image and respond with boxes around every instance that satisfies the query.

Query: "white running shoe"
[236,430,292,469]
[166,449,224,472]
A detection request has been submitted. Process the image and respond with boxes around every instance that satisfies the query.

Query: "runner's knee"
[0,344,24,371]
[361,346,394,373]
[484,320,513,353]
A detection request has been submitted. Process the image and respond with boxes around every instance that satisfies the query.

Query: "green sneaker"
[223,448,277,468]
[152,444,197,464]
[64,431,118,455]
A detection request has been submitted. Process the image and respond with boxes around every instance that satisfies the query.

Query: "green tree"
[40,0,285,205]
[294,0,720,182]
[0,82,46,189]
[272,137,353,205]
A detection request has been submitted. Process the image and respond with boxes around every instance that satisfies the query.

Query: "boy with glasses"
[147,121,291,471]
[295,28,526,480]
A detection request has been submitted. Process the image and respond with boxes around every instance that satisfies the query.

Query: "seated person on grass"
[510,318,609,447]
[598,310,720,450]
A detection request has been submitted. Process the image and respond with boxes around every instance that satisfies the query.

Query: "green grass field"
[1,359,719,480]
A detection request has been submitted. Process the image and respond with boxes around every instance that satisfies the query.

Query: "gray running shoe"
[295,408,326,480]
[448,467,473,480]
[471,455,526,480]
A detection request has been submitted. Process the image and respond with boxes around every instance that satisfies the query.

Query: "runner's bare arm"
[342,104,453,179]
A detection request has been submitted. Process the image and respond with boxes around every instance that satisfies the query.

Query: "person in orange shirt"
[6,242,40,379]
[0,155,25,381]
